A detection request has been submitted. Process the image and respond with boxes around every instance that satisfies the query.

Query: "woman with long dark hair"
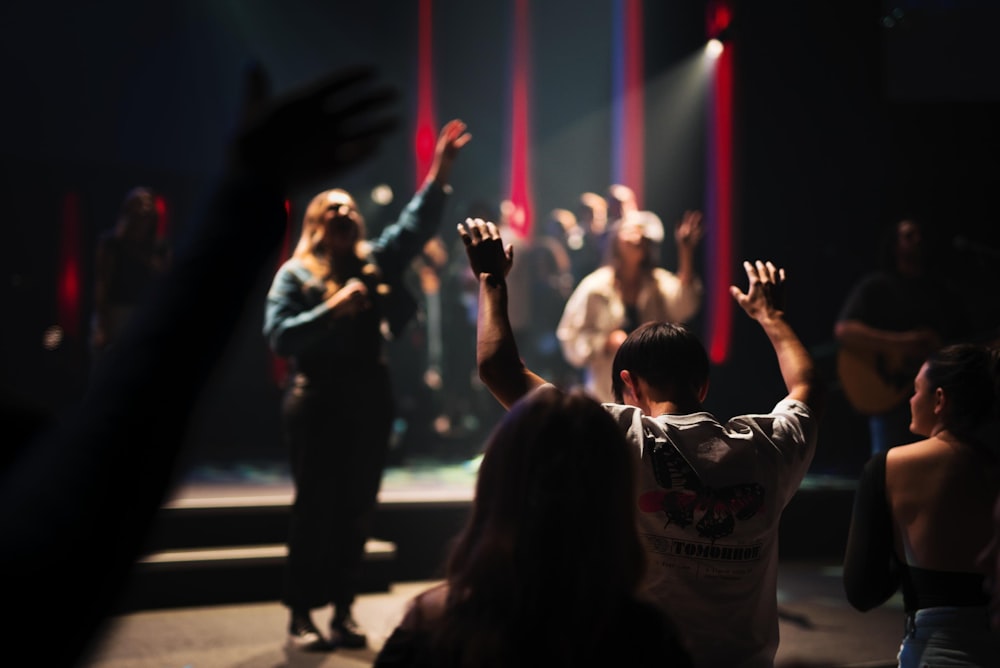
[374,385,692,667]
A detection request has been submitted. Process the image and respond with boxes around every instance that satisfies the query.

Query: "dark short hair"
[611,321,709,403]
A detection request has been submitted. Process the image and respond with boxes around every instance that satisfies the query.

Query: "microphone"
[361,262,391,296]
[344,265,391,311]
[358,262,395,340]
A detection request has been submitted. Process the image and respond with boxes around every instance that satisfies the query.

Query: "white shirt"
[605,398,818,668]
[557,265,702,402]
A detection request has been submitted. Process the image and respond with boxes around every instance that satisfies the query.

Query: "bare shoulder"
[885,439,934,465]
[887,436,997,487]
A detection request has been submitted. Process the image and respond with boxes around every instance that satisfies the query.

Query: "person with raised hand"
[457,217,824,668]
[0,60,400,668]
[263,119,471,651]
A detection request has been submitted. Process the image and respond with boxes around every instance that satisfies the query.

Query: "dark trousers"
[280,365,393,613]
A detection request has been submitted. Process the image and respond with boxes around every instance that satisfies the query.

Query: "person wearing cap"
[556,207,705,403]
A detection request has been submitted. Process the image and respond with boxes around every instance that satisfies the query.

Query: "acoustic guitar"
[837,326,1000,415]
[836,347,922,416]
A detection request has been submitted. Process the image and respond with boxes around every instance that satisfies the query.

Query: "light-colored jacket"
[557,265,702,402]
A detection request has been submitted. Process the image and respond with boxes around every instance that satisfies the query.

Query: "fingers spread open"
[755,260,769,284]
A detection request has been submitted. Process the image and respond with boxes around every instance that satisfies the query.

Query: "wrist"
[479,272,505,288]
[756,311,787,327]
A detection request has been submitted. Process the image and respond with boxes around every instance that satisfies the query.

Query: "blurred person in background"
[557,207,704,403]
[263,119,470,651]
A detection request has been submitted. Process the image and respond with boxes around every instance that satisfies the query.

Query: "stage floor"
[88,462,892,667]
[84,560,903,668]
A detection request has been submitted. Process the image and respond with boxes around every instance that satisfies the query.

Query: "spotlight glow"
[706,39,724,58]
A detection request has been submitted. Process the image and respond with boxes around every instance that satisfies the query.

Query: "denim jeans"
[898,606,1000,668]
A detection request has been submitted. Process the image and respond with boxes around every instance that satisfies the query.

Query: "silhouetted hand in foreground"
[0,60,401,668]
[232,61,399,185]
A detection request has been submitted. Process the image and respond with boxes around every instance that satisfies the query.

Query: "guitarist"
[834,216,973,455]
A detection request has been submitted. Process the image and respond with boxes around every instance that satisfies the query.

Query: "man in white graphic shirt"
[457,217,824,668]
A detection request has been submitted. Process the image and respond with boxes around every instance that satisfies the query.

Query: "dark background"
[2,1,998,477]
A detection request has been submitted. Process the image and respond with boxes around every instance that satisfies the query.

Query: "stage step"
[136,539,397,571]
[117,490,473,612]
[115,473,856,612]
[117,539,397,613]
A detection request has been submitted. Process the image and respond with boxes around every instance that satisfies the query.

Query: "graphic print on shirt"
[639,429,765,541]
